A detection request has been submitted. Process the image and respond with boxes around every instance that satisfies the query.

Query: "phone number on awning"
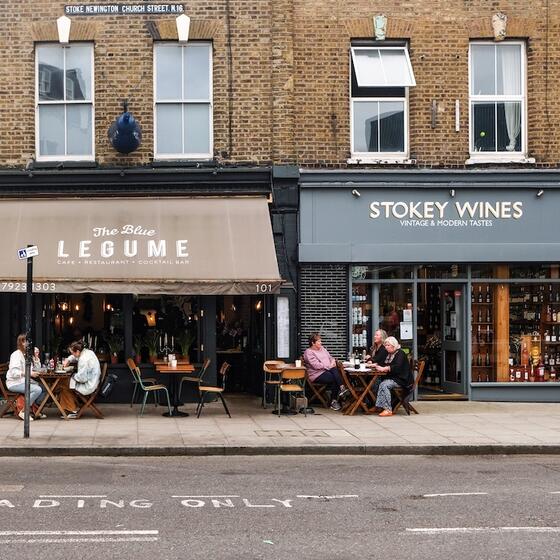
[0,282,56,292]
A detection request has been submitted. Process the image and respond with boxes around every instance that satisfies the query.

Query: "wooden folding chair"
[76,362,108,419]
[392,359,426,415]
[0,363,18,418]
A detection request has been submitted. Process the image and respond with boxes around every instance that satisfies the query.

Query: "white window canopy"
[351,47,416,88]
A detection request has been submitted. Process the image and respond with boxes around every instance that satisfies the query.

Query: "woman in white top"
[6,334,46,420]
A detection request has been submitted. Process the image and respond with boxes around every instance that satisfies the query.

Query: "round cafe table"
[155,364,195,417]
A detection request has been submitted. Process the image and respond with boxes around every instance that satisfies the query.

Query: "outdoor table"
[155,363,195,418]
[153,359,191,366]
[342,366,382,415]
[35,372,73,420]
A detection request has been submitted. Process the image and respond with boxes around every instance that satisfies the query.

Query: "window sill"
[347,157,415,165]
[465,156,535,165]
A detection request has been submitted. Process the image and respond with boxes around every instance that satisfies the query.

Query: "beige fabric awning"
[0,196,283,295]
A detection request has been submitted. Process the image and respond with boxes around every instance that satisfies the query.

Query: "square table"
[342,366,383,415]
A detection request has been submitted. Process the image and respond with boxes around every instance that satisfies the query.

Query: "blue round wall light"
[108,100,142,154]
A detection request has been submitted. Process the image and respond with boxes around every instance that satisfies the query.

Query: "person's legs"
[375,379,400,412]
[56,379,78,412]
[314,368,343,400]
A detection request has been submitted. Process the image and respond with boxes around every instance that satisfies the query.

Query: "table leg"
[162,374,189,418]
[37,377,68,419]
[347,375,379,415]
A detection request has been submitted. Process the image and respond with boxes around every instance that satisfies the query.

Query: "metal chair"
[277,367,307,417]
[196,362,232,418]
[262,360,285,408]
[129,361,172,417]
[126,358,158,407]
[178,358,211,399]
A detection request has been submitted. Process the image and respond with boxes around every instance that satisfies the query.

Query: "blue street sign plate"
[18,246,39,260]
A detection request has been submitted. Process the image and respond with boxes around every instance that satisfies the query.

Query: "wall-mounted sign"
[65,4,184,15]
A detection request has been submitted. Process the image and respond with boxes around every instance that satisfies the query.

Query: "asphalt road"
[1,455,560,559]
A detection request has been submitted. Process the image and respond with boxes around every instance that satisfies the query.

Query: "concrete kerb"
[3,444,560,457]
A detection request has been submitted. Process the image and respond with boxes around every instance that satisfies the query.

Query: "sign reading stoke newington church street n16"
[65,4,184,15]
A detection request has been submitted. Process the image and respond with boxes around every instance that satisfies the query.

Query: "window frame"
[35,42,95,162]
[153,41,213,161]
[468,40,527,160]
[350,46,416,88]
[349,46,412,162]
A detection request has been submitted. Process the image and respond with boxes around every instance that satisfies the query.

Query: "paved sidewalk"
[2,396,560,456]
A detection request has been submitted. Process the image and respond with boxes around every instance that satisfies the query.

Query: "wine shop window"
[472,281,560,384]
[349,44,416,164]
[467,41,529,163]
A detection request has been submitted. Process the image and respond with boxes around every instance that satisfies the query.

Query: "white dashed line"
[407,527,560,534]
[422,492,488,497]
[296,495,359,499]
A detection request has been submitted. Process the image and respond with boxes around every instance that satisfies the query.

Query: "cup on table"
[295,359,302,368]
[170,358,178,368]
[360,362,367,371]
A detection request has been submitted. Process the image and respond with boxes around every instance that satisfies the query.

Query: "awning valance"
[0,196,282,295]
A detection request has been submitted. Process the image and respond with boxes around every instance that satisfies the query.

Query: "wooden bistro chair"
[76,362,108,419]
[126,358,158,407]
[129,361,172,417]
[0,362,18,418]
[262,360,285,408]
[196,362,232,418]
[391,359,426,415]
[178,358,211,400]
[277,367,307,418]
[305,360,329,409]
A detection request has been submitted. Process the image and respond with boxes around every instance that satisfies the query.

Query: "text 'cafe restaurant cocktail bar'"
[299,170,560,403]
[0,194,285,394]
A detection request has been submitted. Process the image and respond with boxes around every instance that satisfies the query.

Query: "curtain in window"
[499,47,521,151]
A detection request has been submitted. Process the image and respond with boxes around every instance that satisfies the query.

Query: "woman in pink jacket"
[303,333,349,410]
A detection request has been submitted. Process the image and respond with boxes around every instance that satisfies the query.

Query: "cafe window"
[350,45,415,161]
[36,43,94,160]
[469,41,526,158]
[154,42,213,159]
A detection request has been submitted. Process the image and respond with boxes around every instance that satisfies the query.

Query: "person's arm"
[304,350,326,371]
[73,356,90,383]
[6,352,24,383]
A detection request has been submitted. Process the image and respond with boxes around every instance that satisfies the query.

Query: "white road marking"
[0,537,158,544]
[422,492,488,497]
[172,495,240,498]
[296,495,359,499]
[407,527,560,535]
[0,530,158,536]
[39,495,108,498]
[0,485,24,492]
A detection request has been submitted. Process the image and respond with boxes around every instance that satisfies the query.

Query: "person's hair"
[308,333,321,347]
[69,340,84,353]
[384,336,401,350]
[16,334,26,352]
[375,329,388,342]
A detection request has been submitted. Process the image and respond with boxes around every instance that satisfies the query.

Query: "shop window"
[378,283,414,356]
[469,42,526,159]
[36,43,94,160]
[154,42,212,159]
[349,45,415,162]
[351,265,414,280]
[417,264,467,280]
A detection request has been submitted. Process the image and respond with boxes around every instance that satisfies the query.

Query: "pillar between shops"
[495,265,510,381]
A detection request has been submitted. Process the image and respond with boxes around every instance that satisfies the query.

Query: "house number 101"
[256,283,273,293]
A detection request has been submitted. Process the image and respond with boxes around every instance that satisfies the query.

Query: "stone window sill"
[465,156,536,165]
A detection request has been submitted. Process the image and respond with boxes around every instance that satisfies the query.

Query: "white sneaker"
[18,410,34,421]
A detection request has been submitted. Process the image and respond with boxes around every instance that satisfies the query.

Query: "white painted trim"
[347,157,415,165]
[35,43,95,161]
[465,156,535,165]
[153,41,213,160]
[350,46,416,87]
[468,41,527,157]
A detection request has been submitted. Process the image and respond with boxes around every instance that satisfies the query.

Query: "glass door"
[441,284,467,394]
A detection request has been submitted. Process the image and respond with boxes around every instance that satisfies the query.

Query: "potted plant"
[105,331,124,364]
[177,330,195,363]
[132,335,143,364]
[143,330,160,363]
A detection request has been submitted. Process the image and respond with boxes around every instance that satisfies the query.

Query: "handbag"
[99,373,118,398]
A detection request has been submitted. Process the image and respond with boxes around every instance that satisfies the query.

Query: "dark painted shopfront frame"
[349,266,560,401]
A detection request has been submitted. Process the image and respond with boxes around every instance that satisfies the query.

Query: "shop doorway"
[417,283,468,399]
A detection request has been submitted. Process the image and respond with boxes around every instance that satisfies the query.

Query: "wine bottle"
[485,351,490,366]
[521,343,529,367]
[478,286,483,303]
[486,308,491,323]
[486,285,491,303]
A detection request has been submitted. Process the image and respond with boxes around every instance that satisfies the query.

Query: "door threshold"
[419,393,468,401]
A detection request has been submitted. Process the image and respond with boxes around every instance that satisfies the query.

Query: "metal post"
[24,247,33,438]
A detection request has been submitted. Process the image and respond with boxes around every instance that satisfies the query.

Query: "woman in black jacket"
[367,329,388,365]
[371,336,413,417]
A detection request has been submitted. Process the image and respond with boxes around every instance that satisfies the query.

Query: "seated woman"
[6,334,46,420]
[366,329,388,365]
[370,336,413,417]
[57,340,101,419]
[303,333,349,411]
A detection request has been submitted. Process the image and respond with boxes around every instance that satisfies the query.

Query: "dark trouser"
[314,367,343,400]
